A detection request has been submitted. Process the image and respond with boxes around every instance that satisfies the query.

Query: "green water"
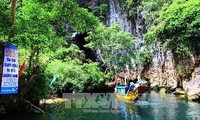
[2,91,200,120]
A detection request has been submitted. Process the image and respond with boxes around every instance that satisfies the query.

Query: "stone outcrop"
[185,67,200,99]
[144,46,178,89]
[143,43,197,92]
[77,0,200,99]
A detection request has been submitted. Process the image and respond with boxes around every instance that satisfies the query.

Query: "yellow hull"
[116,88,138,101]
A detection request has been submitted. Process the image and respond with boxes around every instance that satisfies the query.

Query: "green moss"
[159,88,166,94]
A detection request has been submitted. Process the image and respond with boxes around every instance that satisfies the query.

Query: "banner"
[0,44,18,94]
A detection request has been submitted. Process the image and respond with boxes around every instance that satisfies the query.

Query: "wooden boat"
[115,86,148,101]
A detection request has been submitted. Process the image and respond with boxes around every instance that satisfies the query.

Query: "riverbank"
[152,86,200,102]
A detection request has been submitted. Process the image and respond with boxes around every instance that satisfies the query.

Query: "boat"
[113,69,149,101]
[115,85,148,101]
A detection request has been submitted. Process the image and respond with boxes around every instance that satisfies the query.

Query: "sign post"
[0,44,18,94]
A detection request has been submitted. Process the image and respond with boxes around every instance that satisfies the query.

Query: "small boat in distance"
[115,85,148,101]
[114,65,149,101]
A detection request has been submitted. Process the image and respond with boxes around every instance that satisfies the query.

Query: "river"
[2,91,200,120]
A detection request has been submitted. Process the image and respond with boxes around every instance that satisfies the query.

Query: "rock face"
[105,0,192,90]
[145,48,178,88]
[107,0,133,34]
[185,67,200,98]
[144,44,198,91]
[79,0,200,95]
[107,0,146,50]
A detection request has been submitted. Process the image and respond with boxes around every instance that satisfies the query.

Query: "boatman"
[129,82,135,91]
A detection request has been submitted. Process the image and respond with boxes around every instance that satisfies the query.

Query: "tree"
[145,0,200,58]
[86,23,136,71]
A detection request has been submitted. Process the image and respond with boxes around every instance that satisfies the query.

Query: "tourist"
[129,82,135,91]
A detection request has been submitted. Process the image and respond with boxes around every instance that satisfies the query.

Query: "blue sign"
[0,44,18,94]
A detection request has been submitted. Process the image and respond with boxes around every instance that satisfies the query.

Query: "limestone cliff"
[79,0,200,98]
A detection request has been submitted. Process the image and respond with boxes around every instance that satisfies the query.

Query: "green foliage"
[52,44,85,61]
[0,0,12,41]
[141,0,172,23]
[46,59,104,92]
[11,0,63,51]
[135,46,152,67]
[144,0,200,57]
[93,4,108,21]
[60,0,99,33]
[25,66,51,100]
[176,66,186,76]
[121,0,140,19]
[86,23,135,69]
[0,0,106,101]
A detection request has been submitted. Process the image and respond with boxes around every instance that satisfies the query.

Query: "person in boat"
[133,75,139,84]
[128,82,135,91]
[114,79,121,92]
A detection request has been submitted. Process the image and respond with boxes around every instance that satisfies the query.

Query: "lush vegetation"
[121,0,200,67]
[134,46,151,67]
[0,0,200,113]
[0,0,135,104]
[11,0,101,99]
[86,23,135,70]
[144,0,200,58]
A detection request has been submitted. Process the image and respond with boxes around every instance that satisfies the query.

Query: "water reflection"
[144,92,178,120]
[186,102,200,119]
[116,100,138,120]
[2,91,200,120]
